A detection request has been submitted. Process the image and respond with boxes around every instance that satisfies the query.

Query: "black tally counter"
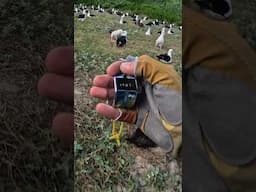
[113,74,140,109]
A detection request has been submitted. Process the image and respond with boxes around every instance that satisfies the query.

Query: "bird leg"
[109,121,124,146]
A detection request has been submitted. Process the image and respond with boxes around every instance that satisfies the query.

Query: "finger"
[52,113,74,145]
[38,73,74,104]
[90,87,115,100]
[106,61,123,76]
[96,103,120,119]
[120,61,136,76]
[96,103,137,123]
[45,46,74,76]
[93,75,114,88]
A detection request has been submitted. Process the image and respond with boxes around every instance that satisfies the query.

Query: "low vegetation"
[1,0,73,191]
[74,3,182,191]
[76,0,182,24]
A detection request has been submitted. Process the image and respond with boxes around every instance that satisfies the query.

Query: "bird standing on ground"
[146,21,153,26]
[156,48,173,64]
[154,19,160,25]
[78,9,86,21]
[119,14,127,24]
[116,11,123,16]
[110,29,123,42]
[98,8,104,13]
[145,26,152,36]
[167,24,174,34]
[116,31,128,47]
[155,27,165,49]
[87,11,91,17]
[74,7,78,14]
[143,16,148,21]
[138,19,144,27]
[134,15,139,24]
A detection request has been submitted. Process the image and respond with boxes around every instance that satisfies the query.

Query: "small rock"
[74,89,82,95]
[167,159,180,175]
[117,184,126,192]
[138,178,147,186]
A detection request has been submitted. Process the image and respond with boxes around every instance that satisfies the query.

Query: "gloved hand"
[90,55,182,155]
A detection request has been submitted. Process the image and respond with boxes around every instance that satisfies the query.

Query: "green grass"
[74,1,255,191]
[74,10,182,72]
[74,7,181,192]
[76,0,181,24]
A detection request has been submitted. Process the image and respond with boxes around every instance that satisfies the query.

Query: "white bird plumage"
[156,48,173,64]
[145,26,152,36]
[167,24,174,34]
[155,27,165,49]
[87,11,91,17]
[110,29,127,42]
[119,14,126,24]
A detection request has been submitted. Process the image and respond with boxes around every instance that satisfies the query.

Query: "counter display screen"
[115,77,137,90]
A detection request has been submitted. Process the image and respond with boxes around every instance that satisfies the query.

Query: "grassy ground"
[74,7,182,192]
[0,1,254,191]
[77,0,181,23]
[0,1,73,191]
[231,0,256,49]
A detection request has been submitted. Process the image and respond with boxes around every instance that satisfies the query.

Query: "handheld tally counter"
[113,74,139,109]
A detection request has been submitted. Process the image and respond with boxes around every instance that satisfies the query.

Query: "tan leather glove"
[116,55,182,155]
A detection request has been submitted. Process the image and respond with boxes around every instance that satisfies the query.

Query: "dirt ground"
[0,1,73,191]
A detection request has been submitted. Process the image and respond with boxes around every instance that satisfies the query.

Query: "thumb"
[120,61,136,76]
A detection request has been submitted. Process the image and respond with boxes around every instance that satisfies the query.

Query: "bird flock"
[74,4,182,64]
